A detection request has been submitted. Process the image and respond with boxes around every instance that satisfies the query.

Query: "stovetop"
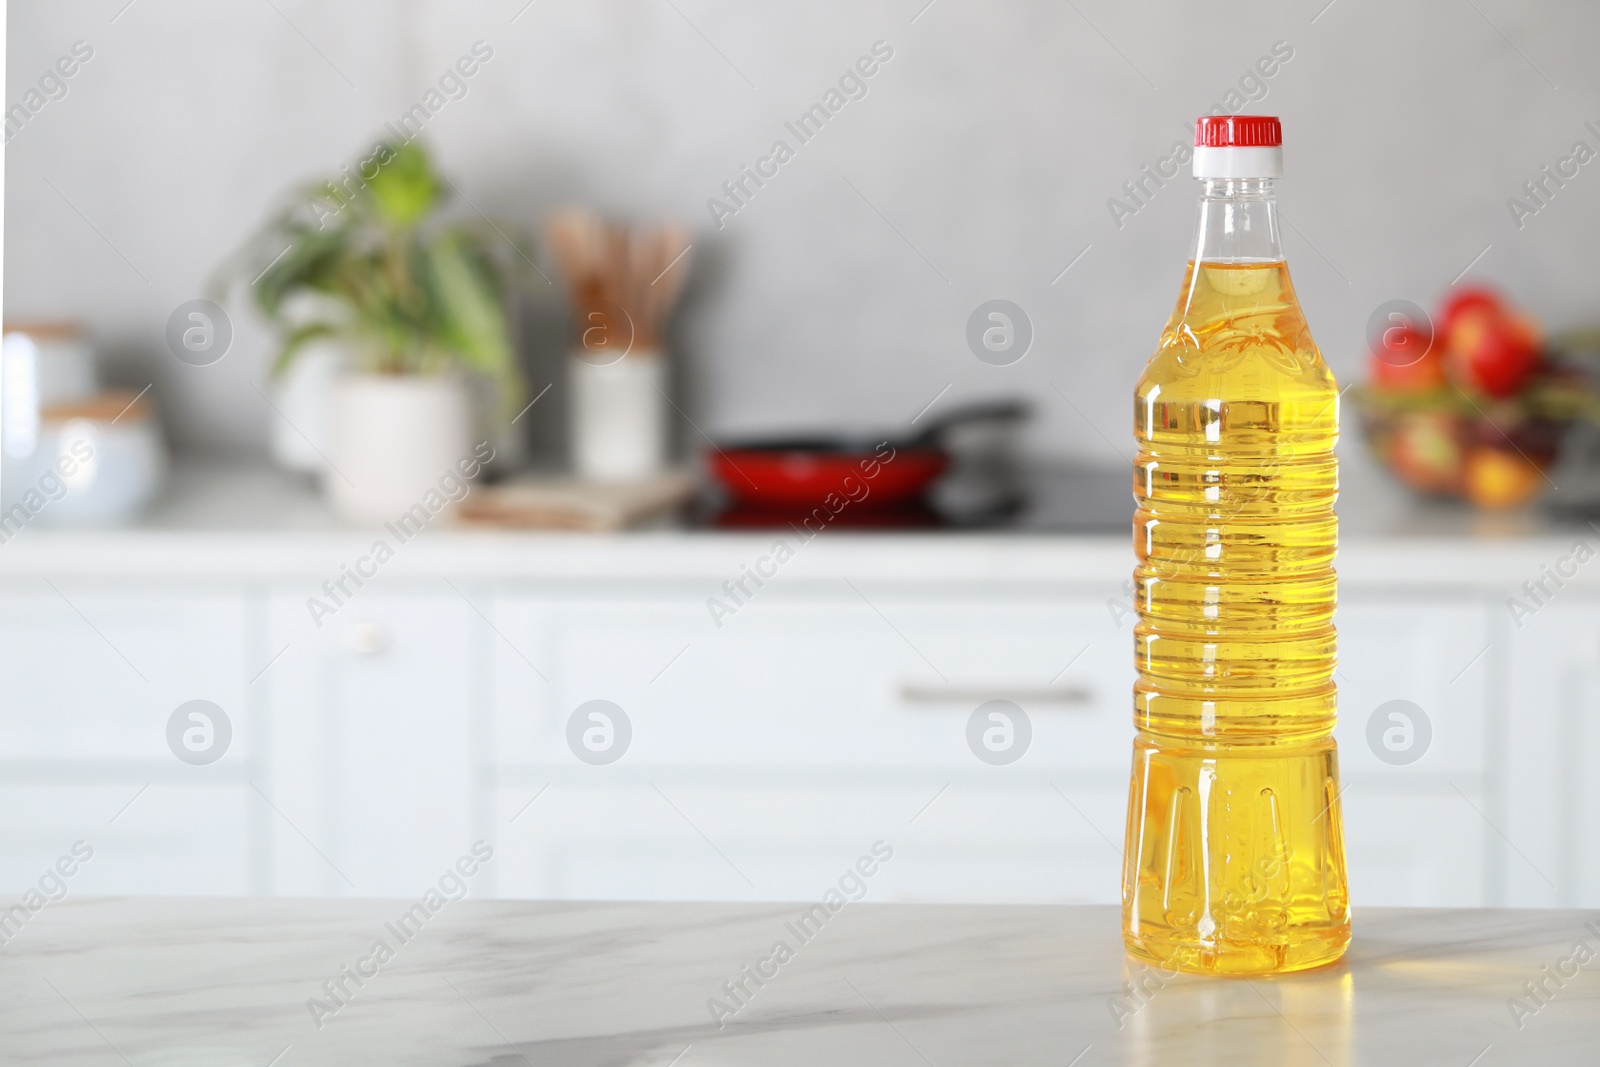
[696,463,1133,534]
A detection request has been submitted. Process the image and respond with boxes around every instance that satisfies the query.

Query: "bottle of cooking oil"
[1122,115,1350,975]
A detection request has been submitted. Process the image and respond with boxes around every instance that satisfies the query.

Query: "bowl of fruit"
[1356,287,1600,509]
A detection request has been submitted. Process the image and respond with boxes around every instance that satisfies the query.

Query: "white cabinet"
[491,780,1127,904]
[0,583,258,896]
[488,587,1130,772]
[0,583,254,763]
[0,783,253,898]
[0,541,1580,909]
[1334,596,1495,905]
[1504,598,1600,908]
[481,584,1511,908]
[487,584,1132,903]
[259,587,479,897]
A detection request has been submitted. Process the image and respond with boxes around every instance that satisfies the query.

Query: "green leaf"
[423,232,522,408]
[365,141,441,229]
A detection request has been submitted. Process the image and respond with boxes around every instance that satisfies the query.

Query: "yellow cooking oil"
[1122,258,1350,975]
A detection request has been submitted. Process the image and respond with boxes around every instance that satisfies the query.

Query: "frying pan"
[708,399,1029,512]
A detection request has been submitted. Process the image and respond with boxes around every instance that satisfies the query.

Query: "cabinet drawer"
[489,590,1134,773]
[0,783,253,897]
[0,586,252,764]
[490,778,1125,905]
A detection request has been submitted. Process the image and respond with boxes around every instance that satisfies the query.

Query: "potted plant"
[225,140,533,522]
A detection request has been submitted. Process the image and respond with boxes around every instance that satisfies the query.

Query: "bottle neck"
[1191,177,1283,264]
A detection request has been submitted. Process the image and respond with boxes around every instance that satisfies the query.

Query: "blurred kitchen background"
[3,0,1599,911]
[9,0,1600,470]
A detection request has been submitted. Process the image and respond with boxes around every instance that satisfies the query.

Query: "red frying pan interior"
[711,448,948,511]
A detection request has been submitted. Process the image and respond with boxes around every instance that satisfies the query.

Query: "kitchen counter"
[0,456,1597,588]
[1,898,1595,1064]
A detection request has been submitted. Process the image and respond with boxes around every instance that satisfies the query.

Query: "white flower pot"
[270,340,348,474]
[570,348,667,482]
[328,374,473,524]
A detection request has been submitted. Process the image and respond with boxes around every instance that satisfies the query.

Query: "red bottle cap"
[1192,115,1283,177]
[1195,115,1282,148]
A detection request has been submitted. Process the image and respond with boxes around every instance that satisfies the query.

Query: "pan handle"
[903,398,1031,448]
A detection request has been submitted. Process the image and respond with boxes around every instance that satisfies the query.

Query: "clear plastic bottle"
[1122,115,1350,975]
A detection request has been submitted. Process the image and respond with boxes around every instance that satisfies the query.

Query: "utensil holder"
[570,348,666,482]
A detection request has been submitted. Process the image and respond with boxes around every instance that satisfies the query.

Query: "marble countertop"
[2,899,1596,1065]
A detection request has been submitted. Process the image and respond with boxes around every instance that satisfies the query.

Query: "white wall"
[6,0,1600,461]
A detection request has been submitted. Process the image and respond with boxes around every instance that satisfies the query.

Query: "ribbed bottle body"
[1122,260,1351,975]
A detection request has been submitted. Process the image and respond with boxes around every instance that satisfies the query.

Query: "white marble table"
[1,899,1596,1065]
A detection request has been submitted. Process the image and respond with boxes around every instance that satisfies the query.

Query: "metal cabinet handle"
[898,685,1093,707]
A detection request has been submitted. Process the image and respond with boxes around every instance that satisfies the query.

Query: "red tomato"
[1369,323,1445,391]
[1439,286,1503,333]
[1387,411,1464,494]
[1446,308,1541,398]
